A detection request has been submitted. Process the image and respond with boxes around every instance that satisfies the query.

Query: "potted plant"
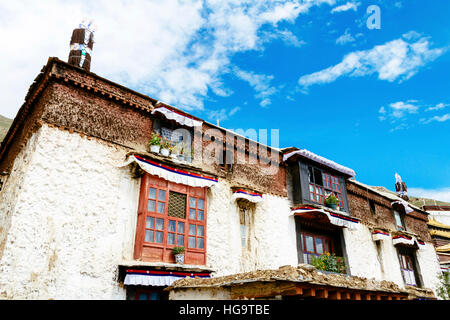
[325,193,339,210]
[311,252,346,274]
[148,132,161,153]
[160,138,172,157]
[172,246,185,264]
[177,143,185,162]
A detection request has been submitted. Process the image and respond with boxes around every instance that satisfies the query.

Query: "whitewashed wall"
[205,180,296,276]
[343,227,441,295]
[0,125,140,299]
[0,124,441,299]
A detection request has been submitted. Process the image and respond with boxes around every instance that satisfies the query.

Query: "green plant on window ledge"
[172,246,185,255]
[324,193,339,210]
[310,252,346,274]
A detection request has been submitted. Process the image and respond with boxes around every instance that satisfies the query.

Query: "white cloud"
[0,0,336,118]
[389,101,419,118]
[421,113,450,124]
[336,28,355,45]
[298,32,445,89]
[426,102,448,112]
[331,1,360,13]
[233,67,277,107]
[409,187,450,203]
[207,106,241,123]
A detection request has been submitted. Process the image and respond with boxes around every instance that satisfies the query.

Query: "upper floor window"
[393,210,406,231]
[134,174,207,265]
[308,166,344,208]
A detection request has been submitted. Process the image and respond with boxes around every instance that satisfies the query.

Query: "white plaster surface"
[0,124,442,299]
[0,125,140,299]
[205,180,296,276]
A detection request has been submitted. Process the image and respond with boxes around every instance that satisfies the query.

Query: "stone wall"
[0,124,140,299]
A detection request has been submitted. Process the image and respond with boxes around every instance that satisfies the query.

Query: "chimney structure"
[68,20,95,71]
[394,173,409,201]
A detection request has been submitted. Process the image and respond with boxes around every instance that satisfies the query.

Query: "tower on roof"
[395,173,409,201]
[68,19,96,72]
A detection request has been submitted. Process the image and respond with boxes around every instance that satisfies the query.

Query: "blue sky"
[0,0,449,200]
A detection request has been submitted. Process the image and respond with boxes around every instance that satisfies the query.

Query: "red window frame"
[301,232,334,256]
[309,170,344,208]
[134,174,207,265]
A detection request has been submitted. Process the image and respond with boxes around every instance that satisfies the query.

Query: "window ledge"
[119,260,215,273]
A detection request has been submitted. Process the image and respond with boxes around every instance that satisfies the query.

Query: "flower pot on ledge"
[174,253,185,264]
[160,148,170,157]
[150,145,160,153]
[326,203,337,210]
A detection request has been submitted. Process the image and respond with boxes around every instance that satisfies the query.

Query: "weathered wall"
[0,124,140,299]
[206,179,296,276]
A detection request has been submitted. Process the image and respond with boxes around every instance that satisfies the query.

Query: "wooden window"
[300,232,334,265]
[135,287,168,300]
[308,166,344,208]
[134,174,207,265]
[393,210,406,231]
[369,200,376,215]
[398,249,420,287]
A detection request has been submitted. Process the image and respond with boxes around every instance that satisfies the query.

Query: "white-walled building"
[0,55,442,300]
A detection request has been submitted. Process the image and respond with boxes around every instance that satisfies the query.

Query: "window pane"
[198,199,204,210]
[314,168,323,186]
[189,197,196,208]
[305,235,314,253]
[168,220,176,232]
[148,188,157,199]
[148,200,156,212]
[150,292,160,300]
[188,236,196,248]
[177,235,184,246]
[189,209,196,220]
[189,224,196,235]
[157,202,165,214]
[138,293,148,300]
[158,190,166,201]
[167,233,175,245]
[146,217,154,229]
[197,210,204,221]
[308,166,314,183]
[145,230,153,242]
[197,238,204,249]
[309,184,314,192]
[155,231,163,243]
[177,222,185,234]
[315,238,323,254]
[156,218,164,230]
[197,225,204,236]
[394,211,403,227]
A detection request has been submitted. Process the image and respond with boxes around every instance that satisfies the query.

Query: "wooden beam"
[328,291,341,300]
[316,289,328,299]
[302,288,316,298]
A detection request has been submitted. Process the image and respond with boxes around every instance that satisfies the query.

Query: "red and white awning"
[283,149,356,177]
[124,269,210,287]
[372,230,391,241]
[290,206,360,230]
[152,106,203,127]
[392,234,425,249]
[121,155,218,188]
[231,189,263,203]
